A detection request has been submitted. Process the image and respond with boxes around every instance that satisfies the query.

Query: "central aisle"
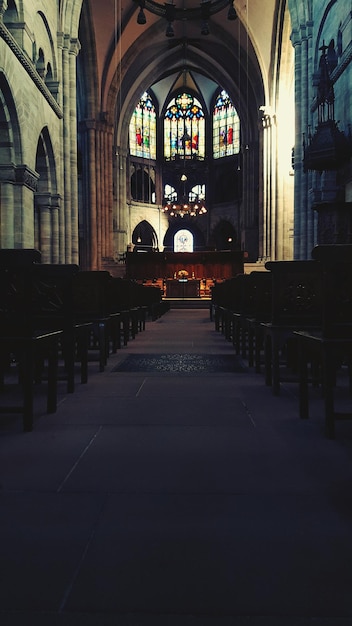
[1,309,352,625]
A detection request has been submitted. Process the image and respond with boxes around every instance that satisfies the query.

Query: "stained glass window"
[129,92,156,159]
[213,90,240,158]
[174,229,194,252]
[164,93,205,160]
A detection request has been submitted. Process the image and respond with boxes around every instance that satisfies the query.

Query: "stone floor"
[1,308,352,625]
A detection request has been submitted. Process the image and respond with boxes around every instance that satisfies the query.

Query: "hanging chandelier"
[162,173,207,217]
[162,199,207,217]
[134,0,237,36]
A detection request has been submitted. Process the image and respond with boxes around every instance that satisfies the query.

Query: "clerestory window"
[129,92,157,159]
[164,92,205,161]
[213,90,240,158]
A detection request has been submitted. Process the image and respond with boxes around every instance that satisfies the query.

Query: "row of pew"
[0,249,170,432]
[212,245,352,438]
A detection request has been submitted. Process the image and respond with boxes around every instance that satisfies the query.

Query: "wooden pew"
[31,264,92,392]
[73,271,113,372]
[261,260,322,395]
[294,245,352,438]
[0,249,62,431]
[238,271,272,369]
[212,277,245,338]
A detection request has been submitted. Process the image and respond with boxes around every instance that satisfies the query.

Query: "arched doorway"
[163,221,206,252]
[212,220,238,251]
[132,220,158,252]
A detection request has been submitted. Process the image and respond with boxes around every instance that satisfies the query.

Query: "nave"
[1,308,352,625]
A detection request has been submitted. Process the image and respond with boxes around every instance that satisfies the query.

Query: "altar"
[165,279,200,298]
[125,251,244,282]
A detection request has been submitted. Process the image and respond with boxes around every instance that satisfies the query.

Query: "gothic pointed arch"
[34,127,59,262]
[163,221,206,252]
[0,73,22,247]
[212,220,238,250]
[132,220,158,251]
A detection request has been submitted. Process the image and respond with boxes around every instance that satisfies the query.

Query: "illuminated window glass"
[189,184,205,202]
[164,93,205,160]
[213,90,240,159]
[164,184,177,202]
[174,229,194,252]
[129,92,156,159]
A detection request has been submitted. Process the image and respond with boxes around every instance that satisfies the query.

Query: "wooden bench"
[261,260,322,395]
[0,249,62,431]
[237,271,272,369]
[73,271,113,372]
[31,264,92,392]
[294,245,352,438]
[212,277,244,339]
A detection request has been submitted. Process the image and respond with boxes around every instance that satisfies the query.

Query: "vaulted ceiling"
[80,0,289,136]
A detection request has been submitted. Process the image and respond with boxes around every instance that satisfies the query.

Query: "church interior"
[1,0,352,624]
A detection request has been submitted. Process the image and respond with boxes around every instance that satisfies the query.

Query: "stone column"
[261,110,274,260]
[14,165,39,248]
[51,194,61,264]
[62,34,72,263]
[69,38,80,264]
[36,194,52,263]
[115,146,128,255]
[0,165,15,247]
[95,123,102,268]
[292,22,314,259]
[292,31,302,258]
[107,127,113,258]
[87,120,98,269]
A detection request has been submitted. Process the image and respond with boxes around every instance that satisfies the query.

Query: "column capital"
[79,119,97,132]
[259,106,276,128]
[70,38,81,56]
[15,165,39,191]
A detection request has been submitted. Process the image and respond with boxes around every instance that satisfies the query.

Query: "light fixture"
[162,174,207,217]
[162,200,207,218]
[134,0,237,36]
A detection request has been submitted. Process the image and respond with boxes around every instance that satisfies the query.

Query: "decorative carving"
[303,42,352,172]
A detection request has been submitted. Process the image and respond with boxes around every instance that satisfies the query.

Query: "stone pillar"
[62,34,72,263]
[38,199,52,263]
[115,146,128,254]
[261,111,273,260]
[35,192,61,263]
[96,123,102,268]
[14,165,39,248]
[51,194,61,264]
[0,165,15,247]
[69,38,80,264]
[107,127,113,258]
[87,120,98,269]
[291,22,314,259]
[57,32,65,263]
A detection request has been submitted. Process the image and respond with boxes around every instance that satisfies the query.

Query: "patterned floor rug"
[111,353,247,374]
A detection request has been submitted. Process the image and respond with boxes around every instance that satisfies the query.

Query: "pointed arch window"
[213,90,240,158]
[129,92,156,159]
[174,229,194,252]
[164,92,205,160]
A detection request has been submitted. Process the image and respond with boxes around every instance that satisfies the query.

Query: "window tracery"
[213,89,240,158]
[129,92,156,159]
[164,92,205,160]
